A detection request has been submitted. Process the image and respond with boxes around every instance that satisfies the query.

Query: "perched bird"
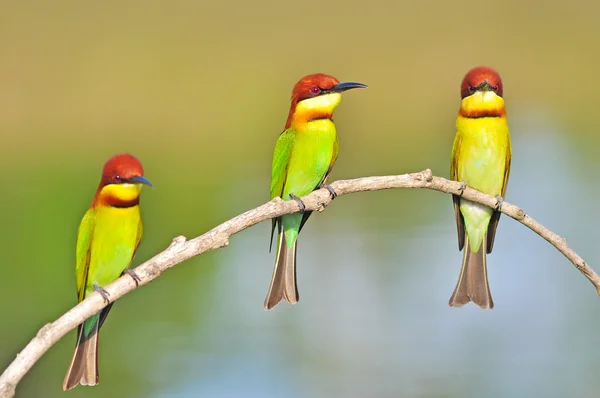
[265,73,367,310]
[63,154,152,390]
[449,66,512,309]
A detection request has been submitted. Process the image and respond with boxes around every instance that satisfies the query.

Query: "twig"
[0,169,596,397]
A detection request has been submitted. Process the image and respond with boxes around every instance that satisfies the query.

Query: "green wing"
[486,141,512,253]
[451,132,465,251]
[75,208,96,303]
[269,128,295,250]
[270,128,295,200]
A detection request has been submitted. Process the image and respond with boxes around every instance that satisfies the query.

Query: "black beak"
[127,175,153,187]
[329,81,368,93]
[476,81,493,91]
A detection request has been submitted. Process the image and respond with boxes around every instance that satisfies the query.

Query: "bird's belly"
[460,200,492,218]
[460,200,493,241]
[86,206,140,293]
[283,123,336,198]
[457,139,507,196]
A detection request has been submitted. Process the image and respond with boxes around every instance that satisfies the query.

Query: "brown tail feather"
[449,236,494,309]
[63,323,100,391]
[264,231,298,310]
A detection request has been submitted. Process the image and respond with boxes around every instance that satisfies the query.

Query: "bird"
[449,66,512,309]
[63,153,152,390]
[264,73,367,310]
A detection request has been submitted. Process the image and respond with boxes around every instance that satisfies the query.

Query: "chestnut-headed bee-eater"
[63,154,152,390]
[449,66,512,309]
[265,73,367,310]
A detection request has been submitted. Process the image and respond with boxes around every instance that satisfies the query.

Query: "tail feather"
[264,231,298,310]
[449,236,494,309]
[63,321,100,391]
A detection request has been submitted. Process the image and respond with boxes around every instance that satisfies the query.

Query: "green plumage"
[264,74,366,309]
[449,91,511,309]
[265,119,338,309]
[64,200,142,390]
[271,121,338,245]
[76,205,142,336]
[64,153,149,391]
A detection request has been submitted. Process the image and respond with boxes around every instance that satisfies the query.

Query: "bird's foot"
[124,269,141,287]
[458,182,467,197]
[320,183,337,199]
[289,194,306,213]
[93,283,111,304]
[495,196,504,211]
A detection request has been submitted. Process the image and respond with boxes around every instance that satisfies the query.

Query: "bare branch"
[0,169,597,397]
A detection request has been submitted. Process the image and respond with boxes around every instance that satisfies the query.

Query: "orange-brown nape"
[92,153,149,208]
[459,66,506,119]
[284,73,341,128]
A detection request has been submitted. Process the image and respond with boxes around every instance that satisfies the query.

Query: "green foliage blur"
[1,0,600,397]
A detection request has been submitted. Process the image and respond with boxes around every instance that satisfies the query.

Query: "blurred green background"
[1,0,600,397]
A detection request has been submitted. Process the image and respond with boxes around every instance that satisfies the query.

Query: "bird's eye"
[310,86,321,95]
[491,85,498,91]
[469,85,476,92]
[114,175,121,182]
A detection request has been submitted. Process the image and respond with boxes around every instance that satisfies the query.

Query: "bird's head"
[94,153,152,207]
[459,66,506,118]
[286,73,367,128]
[461,66,503,99]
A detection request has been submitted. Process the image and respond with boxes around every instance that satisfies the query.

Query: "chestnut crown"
[460,66,503,99]
[100,153,146,186]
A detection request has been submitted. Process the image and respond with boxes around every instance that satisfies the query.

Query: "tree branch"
[0,168,597,397]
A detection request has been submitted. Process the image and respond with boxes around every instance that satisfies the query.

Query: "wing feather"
[451,133,465,251]
[75,208,96,302]
[486,141,511,253]
[269,128,295,250]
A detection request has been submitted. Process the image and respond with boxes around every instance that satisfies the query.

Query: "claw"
[495,196,504,211]
[320,183,337,199]
[289,194,306,213]
[458,182,467,197]
[124,269,141,287]
[93,283,111,304]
